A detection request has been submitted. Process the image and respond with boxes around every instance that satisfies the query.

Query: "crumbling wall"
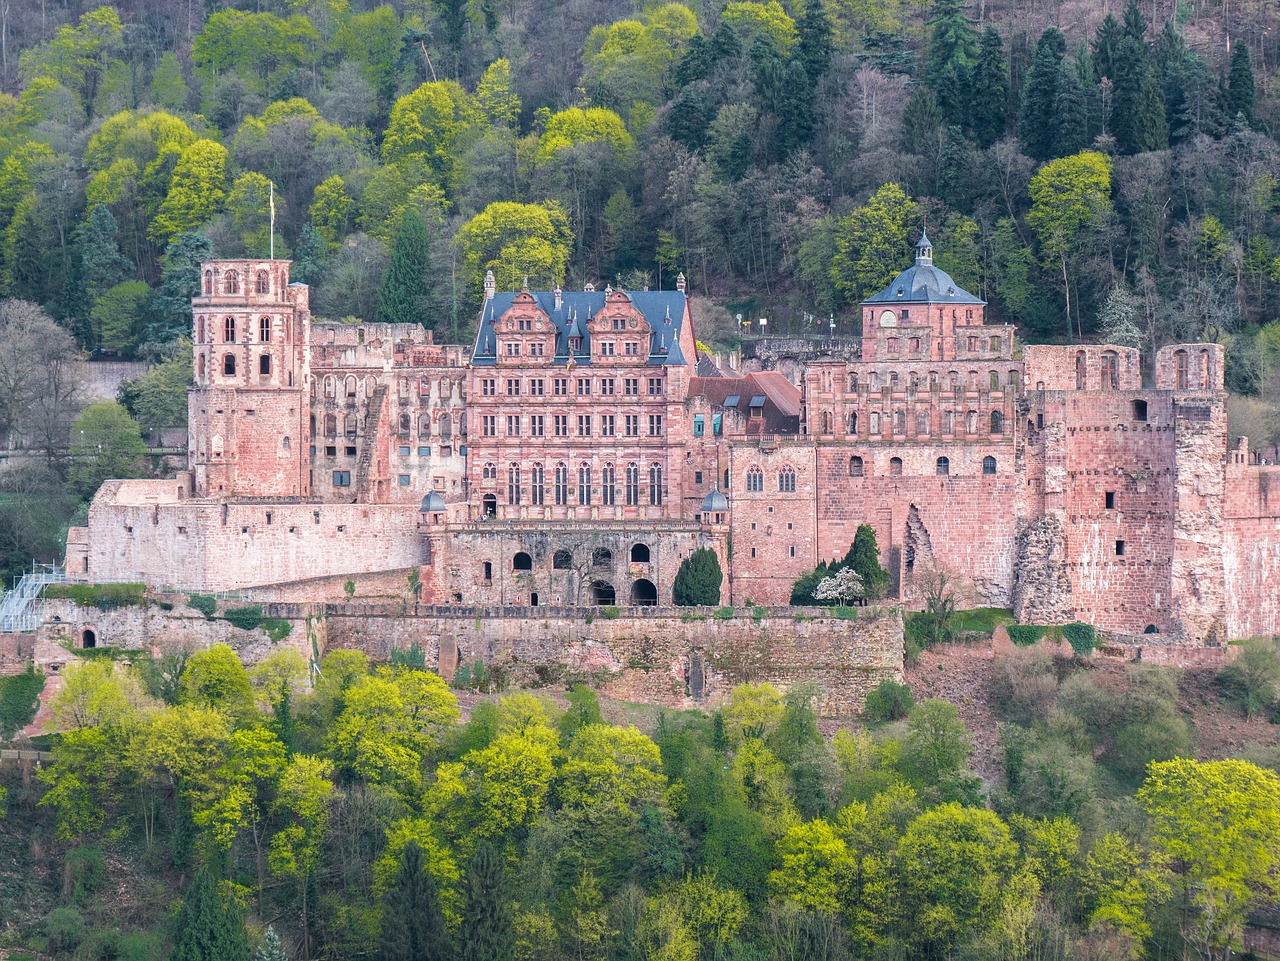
[1012,512,1074,623]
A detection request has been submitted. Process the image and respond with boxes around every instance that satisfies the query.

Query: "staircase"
[355,383,389,503]
[0,565,65,633]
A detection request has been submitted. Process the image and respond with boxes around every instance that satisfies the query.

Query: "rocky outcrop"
[1012,512,1074,624]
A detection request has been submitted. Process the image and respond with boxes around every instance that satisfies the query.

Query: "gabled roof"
[472,290,690,367]
[690,371,802,435]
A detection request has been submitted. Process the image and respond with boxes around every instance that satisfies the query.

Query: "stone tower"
[189,260,312,497]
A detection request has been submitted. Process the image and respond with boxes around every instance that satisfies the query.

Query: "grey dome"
[701,487,729,512]
[861,263,984,306]
[420,492,446,512]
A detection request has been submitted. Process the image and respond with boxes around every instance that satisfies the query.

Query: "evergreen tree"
[147,232,212,345]
[253,926,288,961]
[290,223,328,287]
[378,841,450,961]
[844,524,890,599]
[1227,43,1256,125]
[674,34,713,86]
[1053,60,1091,157]
[795,0,833,84]
[1092,14,1125,81]
[673,547,723,606]
[924,0,978,92]
[459,844,515,961]
[1122,0,1147,40]
[78,205,133,305]
[1112,38,1168,153]
[170,871,251,961]
[376,208,431,326]
[971,27,1009,147]
[776,59,815,157]
[1020,29,1067,161]
[901,85,944,156]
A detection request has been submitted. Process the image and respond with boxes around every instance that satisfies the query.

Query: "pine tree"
[1112,36,1168,154]
[459,844,515,961]
[775,59,815,158]
[253,925,288,961]
[924,0,978,93]
[795,0,833,84]
[845,524,890,600]
[378,841,450,961]
[376,208,431,326]
[1020,29,1067,161]
[1092,14,1125,81]
[673,548,723,606]
[1227,43,1256,125]
[170,870,251,961]
[146,231,212,344]
[290,223,328,287]
[78,205,133,304]
[1053,60,1091,157]
[971,27,1009,147]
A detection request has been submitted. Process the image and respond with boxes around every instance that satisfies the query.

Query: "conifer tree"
[253,926,288,961]
[1053,60,1091,157]
[459,843,515,961]
[78,204,133,304]
[673,547,723,606]
[1112,37,1168,154]
[376,208,431,326]
[290,224,328,287]
[378,841,449,961]
[924,0,977,122]
[147,232,212,344]
[844,524,890,600]
[1092,14,1125,81]
[1122,0,1147,40]
[795,0,833,84]
[971,27,1009,147]
[901,86,944,156]
[170,870,251,961]
[1020,29,1067,161]
[1227,43,1256,125]
[776,59,815,157]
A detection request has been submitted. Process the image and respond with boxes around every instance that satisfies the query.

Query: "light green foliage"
[150,140,228,243]
[831,184,921,305]
[50,659,151,731]
[149,53,188,111]
[90,280,150,354]
[581,7,697,116]
[85,110,196,175]
[358,158,448,243]
[68,400,147,499]
[722,1,797,53]
[768,818,853,913]
[476,59,521,129]
[180,644,255,718]
[17,7,124,120]
[225,172,283,258]
[193,10,319,100]
[557,724,665,810]
[535,107,633,164]
[384,80,480,190]
[310,174,353,246]
[457,201,573,301]
[722,681,785,744]
[1079,831,1169,943]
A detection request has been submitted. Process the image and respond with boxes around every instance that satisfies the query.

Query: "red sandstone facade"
[66,245,1280,644]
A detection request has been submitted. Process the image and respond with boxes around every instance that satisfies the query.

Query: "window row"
[744,465,797,493]
[846,368,1020,392]
[822,409,1005,435]
[480,462,665,507]
[847,454,998,477]
[479,413,662,438]
[214,354,273,377]
[203,268,271,296]
[478,376,663,397]
[200,315,279,344]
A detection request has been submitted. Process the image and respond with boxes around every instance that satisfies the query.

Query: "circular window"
[879,309,897,327]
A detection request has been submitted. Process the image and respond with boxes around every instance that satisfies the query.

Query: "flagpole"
[269,180,275,260]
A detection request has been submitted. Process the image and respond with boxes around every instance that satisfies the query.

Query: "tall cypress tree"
[1020,28,1067,161]
[170,871,251,961]
[460,844,515,961]
[971,27,1009,147]
[378,841,450,961]
[1227,43,1256,125]
[376,208,431,326]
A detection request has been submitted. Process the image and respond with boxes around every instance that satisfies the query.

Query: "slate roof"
[472,290,690,367]
[861,233,985,307]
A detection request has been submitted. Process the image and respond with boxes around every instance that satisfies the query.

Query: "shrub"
[390,642,427,671]
[45,907,86,953]
[673,548,723,606]
[451,661,473,689]
[0,665,44,738]
[1006,624,1048,647]
[1062,622,1095,657]
[261,617,292,642]
[865,679,914,720]
[223,605,264,631]
[1219,637,1280,719]
[714,605,735,621]
[65,844,106,904]
[603,605,622,619]
[188,593,218,618]
[44,583,145,609]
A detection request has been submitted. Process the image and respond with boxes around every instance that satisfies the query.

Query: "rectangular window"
[1116,540,1126,556]
[482,415,496,437]
[695,471,703,485]
[399,445,411,456]
[505,342,520,356]
[554,378,569,396]
[600,341,615,356]
[530,379,544,396]
[789,546,796,557]
[577,414,592,437]
[625,414,639,437]
[333,471,351,487]
[398,474,410,486]
[693,414,704,437]
[601,414,615,437]
[625,341,638,356]
[648,414,663,436]
[506,379,521,396]
[554,415,569,437]
[577,378,591,396]
[625,377,639,396]
[648,377,663,395]
[324,445,336,457]
[507,415,521,437]
[530,341,544,356]
[530,415,544,437]
[482,378,496,396]
[345,445,357,457]
[1105,491,1116,510]
[418,446,430,456]
[601,378,615,395]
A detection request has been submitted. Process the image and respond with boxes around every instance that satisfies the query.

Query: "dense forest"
[1,639,1277,961]
[2,0,1280,577]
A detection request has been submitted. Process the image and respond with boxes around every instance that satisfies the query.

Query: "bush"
[603,605,622,619]
[44,582,146,609]
[1062,622,1095,657]
[390,642,427,671]
[0,664,44,738]
[1219,637,1280,719]
[45,906,86,953]
[714,605,735,621]
[1006,624,1048,647]
[188,593,218,618]
[223,605,264,631]
[673,547,723,606]
[865,679,914,720]
[260,617,292,642]
[65,844,107,904]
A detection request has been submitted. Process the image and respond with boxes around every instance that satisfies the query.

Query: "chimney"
[483,270,495,300]
[676,272,686,294]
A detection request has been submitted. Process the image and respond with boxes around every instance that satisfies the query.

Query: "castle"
[65,237,1280,644]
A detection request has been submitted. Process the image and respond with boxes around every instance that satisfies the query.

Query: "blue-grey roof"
[701,487,729,512]
[861,261,985,306]
[472,290,690,367]
[420,492,446,512]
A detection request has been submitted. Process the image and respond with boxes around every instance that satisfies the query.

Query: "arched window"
[848,373,859,391]
[482,462,496,479]
[889,457,903,476]
[203,270,212,295]
[916,411,929,435]
[197,316,205,343]
[631,543,650,563]
[626,463,640,506]
[1175,349,1188,389]
[983,456,997,475]
[1199,348,1211,388]
[893,410,905,434]
[260,317,271,341]
[399,413,411,435]
[847,411,858,434]
[344,413,357,436]
[345,375,357,398]
[513,551,532,571]
[553,548,572,569]
[746,467,764,492]
[439,413,453,441]
[869,412,881,433]
[324,376,335,398]
[1101,351,1119,389]
[990,371,1000,389]
[508,464,521,504]
[530,464,545,505]
[555,463,569,505]
[593,547,612,568]
[578,463,592,505]
[849,455,864,477]
[197,354,205,379]
[324,413,337,436]
[966,410,978,434]
[419,414,431,438]
[602,463,616,506]
[936,456,950,476]
[821,411,833,433]
[778,465,796,492]
[649,464,663,505]
[942,409,955,434]
[990,410,1004,434]
[223,354,236,376]
[255,270,269,294]
[258,354,270,376]
[223,270,240,294]
[224,316,237,342]
[1075,350,1087,389]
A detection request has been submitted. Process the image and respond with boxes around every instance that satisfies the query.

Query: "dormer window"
[570,337,582,353]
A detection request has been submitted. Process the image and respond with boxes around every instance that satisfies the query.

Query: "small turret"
[914,231,933,266]
[676,272,686,294]
[483,270,496,300]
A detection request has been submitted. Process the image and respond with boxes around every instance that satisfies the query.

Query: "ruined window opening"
[936,456,950,476]
[513,551,532,571]
[631,543,650,563]
[1105,491,1115,509]
[259,354,271,376]
[1101,352,1119,389]
[224,270,240,294]
[591,581,616,605]
[990,410,1004,434]
[553,549,573,569]
[1132,400,1148,422]
[849,455,864,477]
[256,271,269,294]
[81,628,97,649]
[1175,350,1188,389]
[203,270,213,295]
[482,495,497,518]
[483,561,493,580]
[223,354,236,376]
[631,578,657,605]
[847,411,858,434]
[593,548,612,569]
[889,457,903,476]
[1115,540,1126,556]
[1075,351,1087,390]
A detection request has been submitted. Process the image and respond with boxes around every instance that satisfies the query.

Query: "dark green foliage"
[1062,622,1096,656]
[673,548,722,606]
[1006,624,1048,646]
[865,679,914,721]
[1112,40,1169,154]
[45,582,146,609]
[559,683,603,739]
[389,642,427,671]
[289,223,328,287]
[924,0,978,120]
[45,906,86,953]
[378,841,450,961]
[1122,0,1147,40]
[795,0,833,83]
[1218,638,1280,719]
[846,524,890,600]
[78,205,134,305]
[1227,43,1256,124]
[188,593,218,618]
[1092,14,1125,81]
[1020,28,1067,160]
[0,664,45,738]
[170,870,250,961]
[971,27,1009,146]
[1053,60,1091,156]
[65,844,107,904]
[459,843,515,961]
[376,208,431,326]
[223,605,265,631]
[790,560,830,605]
[147,232,212,345]
[901,85,944,156]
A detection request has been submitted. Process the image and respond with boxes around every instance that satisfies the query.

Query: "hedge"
[1006,624,1048,647]
[187,594,218,619]
[44,583,146,610]
[1063,622,1096,656]
[223,605,292,642]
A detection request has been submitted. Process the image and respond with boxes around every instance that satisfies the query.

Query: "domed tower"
[190,260,312,497]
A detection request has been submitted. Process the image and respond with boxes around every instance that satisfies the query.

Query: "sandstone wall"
[1223,464,1280,638]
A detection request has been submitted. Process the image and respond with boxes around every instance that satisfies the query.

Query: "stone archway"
[631,578,657,606]
[591,580,616,605]
[80,628,97,649]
